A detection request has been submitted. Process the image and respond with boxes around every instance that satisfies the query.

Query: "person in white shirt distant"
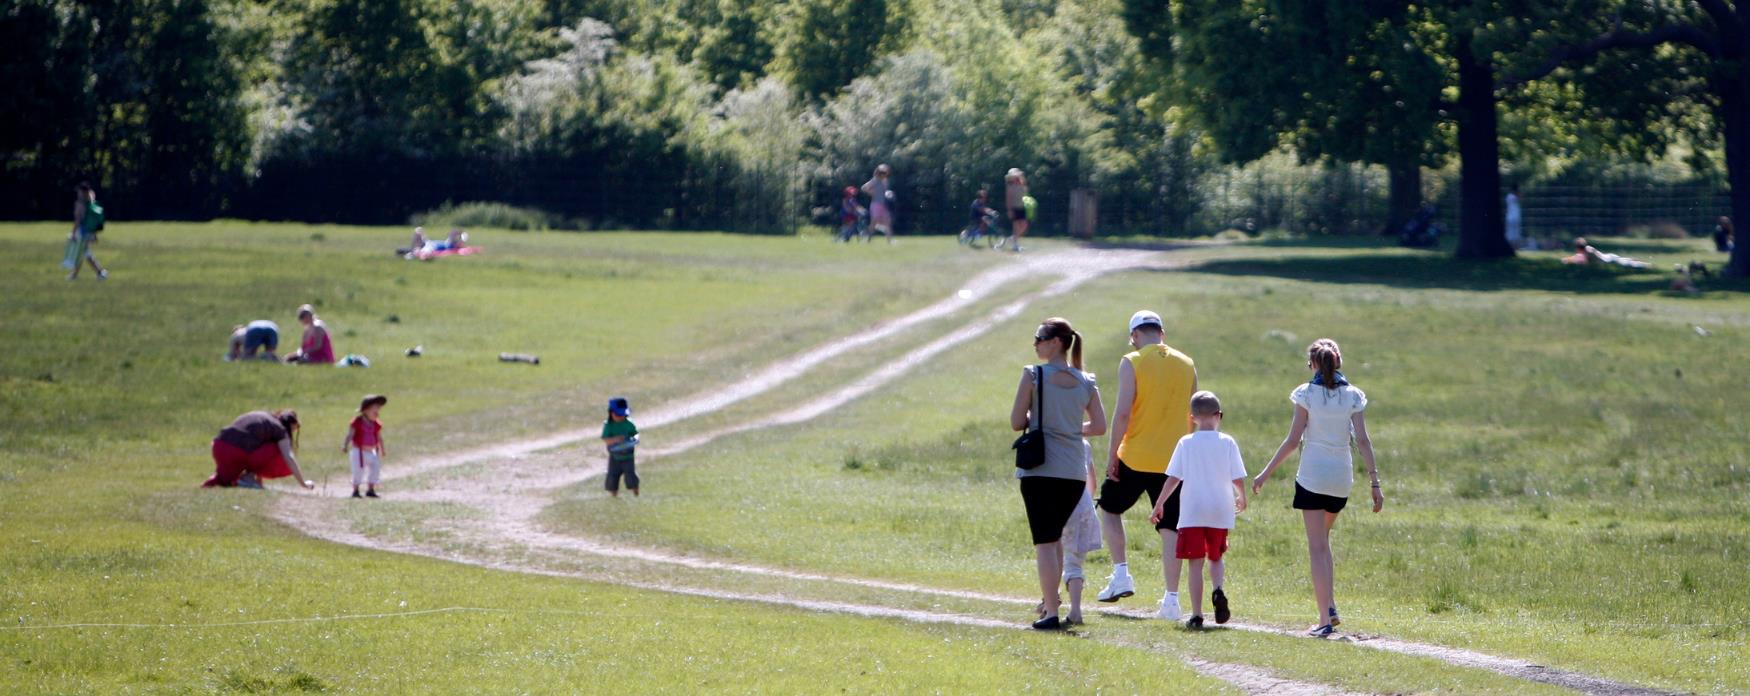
[1505,185,1524,248]
[1150,390,1247,629]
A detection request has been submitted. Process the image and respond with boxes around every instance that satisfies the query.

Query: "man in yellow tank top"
[1096,310,1198,620]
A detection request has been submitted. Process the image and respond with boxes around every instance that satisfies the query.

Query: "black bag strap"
[1032,364,1045,434]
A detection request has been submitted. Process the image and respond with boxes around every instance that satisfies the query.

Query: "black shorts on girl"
[1292,482,1347,514]
[1097,460,1180,531]
[1021,477,1084,545]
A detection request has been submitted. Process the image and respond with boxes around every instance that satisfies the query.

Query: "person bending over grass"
[203,409,314,490]
[283,304,334,365]
[343,394,388,498]
[1098,310,1197,621]
[226,320,280,361]
[602,397,639,497]
[1150,391,1247,629]
[1010,318,1106,630]
[1252,339,1380,638]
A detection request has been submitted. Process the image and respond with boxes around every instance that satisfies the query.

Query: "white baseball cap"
[1128,310,1163,333]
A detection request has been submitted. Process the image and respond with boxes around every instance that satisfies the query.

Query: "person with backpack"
[63,181,108,281]
[1004,169,1035,252]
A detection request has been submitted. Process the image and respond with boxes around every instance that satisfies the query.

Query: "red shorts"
[1175,527,1229,561]
[203,439,293,487]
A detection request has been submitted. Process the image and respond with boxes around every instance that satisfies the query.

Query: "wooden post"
[1070,188,1098,238]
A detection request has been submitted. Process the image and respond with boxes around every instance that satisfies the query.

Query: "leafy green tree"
[772,0,909,100]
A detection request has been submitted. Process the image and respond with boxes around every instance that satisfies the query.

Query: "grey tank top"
[1019,364,1096,481]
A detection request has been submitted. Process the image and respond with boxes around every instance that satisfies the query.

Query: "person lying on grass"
[1560,237,1652,269]
[400,226,469,258]
[1149,390,1247,630]
[1252,339,1380,638]
[203,409,314,490]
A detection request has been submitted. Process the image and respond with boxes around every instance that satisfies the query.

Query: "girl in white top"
[1252,338,1380,637]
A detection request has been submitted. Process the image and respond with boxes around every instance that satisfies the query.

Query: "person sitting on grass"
[203,409,314,490]
[602,397,639,497]
[1251,339,1380,638]
[1150,390,1247,629]
[1715,217,1735,253]
[1561,237,1652,269]
[342,394,388,499]
[283,304,335,365]
[226,320,281,361]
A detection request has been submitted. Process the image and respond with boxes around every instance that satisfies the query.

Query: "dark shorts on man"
[1020,476,1083,545]
[605,454,639,492]
[1010,207,1027,222]
[1097,460,1180,531]
[1292,482,1348,514]
[243,326,279,354]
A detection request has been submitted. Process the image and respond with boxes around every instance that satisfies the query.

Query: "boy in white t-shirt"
[1150,390,1248,628]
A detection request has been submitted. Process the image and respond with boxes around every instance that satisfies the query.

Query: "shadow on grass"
[1185,248,1748,296]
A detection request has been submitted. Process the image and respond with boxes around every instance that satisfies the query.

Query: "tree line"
[3,0,1745,273]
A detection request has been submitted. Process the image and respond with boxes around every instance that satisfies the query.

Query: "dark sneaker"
[365,489,379,498]
[1306,624,1335,638]
[1212,588,1231,624]
[1031,615,1064,631]
[351,490,362,499]
[1329,605,1341,627]
[1185,615,1204,630]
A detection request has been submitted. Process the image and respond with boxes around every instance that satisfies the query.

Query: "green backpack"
[1021,195,1038,221]
[85,201,105,233]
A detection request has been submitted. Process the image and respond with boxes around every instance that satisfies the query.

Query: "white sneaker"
[1097,572,1135,603]
[1156,593,1182,621]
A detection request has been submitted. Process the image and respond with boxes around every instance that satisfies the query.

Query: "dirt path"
[272,246,1677,696]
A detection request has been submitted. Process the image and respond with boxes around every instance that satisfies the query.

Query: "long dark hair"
[273,409,300,452]
[1308,339,1342,390]
[1038,317,1084,370]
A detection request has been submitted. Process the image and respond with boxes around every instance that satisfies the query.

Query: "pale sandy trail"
[377,248,1156,483]
[274,246,1676,696]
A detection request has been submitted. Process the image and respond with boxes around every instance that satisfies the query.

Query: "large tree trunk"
[1722,61,1750,277]
[1384,158,1422,236]
[1453,34,1514,259]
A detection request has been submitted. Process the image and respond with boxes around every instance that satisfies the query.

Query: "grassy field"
[3,222,1746,693]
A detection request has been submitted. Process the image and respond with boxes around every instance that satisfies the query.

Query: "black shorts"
[1010,207,1027,222]
[1098,460,1180,531]
[1021,476,1084,545]
[1293,483,1348,514]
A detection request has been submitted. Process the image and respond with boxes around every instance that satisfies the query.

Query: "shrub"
[1623,221,1689,239]
[410,201,579,231]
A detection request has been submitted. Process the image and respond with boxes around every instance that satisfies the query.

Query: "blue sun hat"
[608,397,631,417]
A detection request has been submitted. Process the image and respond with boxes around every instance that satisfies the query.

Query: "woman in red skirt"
[203,409,315,489]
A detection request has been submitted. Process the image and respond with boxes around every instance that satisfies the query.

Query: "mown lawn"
[545,236,1750,694]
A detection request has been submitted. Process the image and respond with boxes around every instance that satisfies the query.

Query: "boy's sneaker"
[351,490,362,499]
[365,489,379,498]
[1097,572,1135,602]
[1306,624,1335,638]
[1212,588,1231,624]
[1329,605,1341,627]
[1156,593,1181,621]
[1185,615,1204,629]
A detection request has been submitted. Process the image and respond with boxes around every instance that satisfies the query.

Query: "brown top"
[216,411,288,451]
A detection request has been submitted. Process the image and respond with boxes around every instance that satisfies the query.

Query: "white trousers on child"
[350,449,381,487]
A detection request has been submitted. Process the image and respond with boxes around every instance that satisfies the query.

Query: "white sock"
[1113,562,1129,577]
[1165,591,1179,602]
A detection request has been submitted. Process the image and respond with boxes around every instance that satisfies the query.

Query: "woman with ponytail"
[203,409,315,490]
[1009,317,1106,629]
[1252,339,1379,637]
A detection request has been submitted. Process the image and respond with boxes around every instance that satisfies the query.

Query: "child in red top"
[342,394,388,498]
